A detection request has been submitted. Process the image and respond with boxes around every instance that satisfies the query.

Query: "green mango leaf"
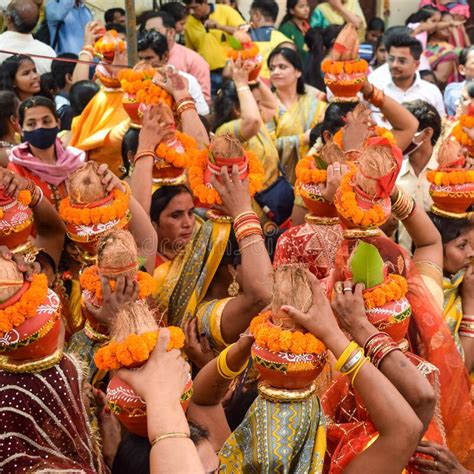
[313,154,328,170]
[349,242,384,289]
[228,36,243,50]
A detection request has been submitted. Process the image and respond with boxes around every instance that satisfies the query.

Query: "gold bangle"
[351,356,370,385]
[151,432,190,447]
[236,86,250,93]
[334,341,360,372]
[217,343,248,379]
[239,235,264,252]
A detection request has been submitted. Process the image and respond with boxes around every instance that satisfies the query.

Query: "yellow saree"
[442,270,465,359]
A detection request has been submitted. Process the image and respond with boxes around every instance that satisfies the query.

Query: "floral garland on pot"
[94,30,126,62]
[0,274,48,336]
[452,113,474,147]
[59,189,129,226]
[249,311,326,355]
[295,155,327,184]
[94,327,185,370]
[363,274,408,309]
[0,190,31,219]
[188,149,264,206]
[155,132,200,169]
[80,265,157,301]
[427,169,474,186]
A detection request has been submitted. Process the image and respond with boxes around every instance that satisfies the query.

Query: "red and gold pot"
[0,191,33,250]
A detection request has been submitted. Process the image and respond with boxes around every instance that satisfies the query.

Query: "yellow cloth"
[267,87,327,185]
[255,30,293,79]
[184,4,245,70]
[70,88,130,177]
[442,270,465,359]
[316,1,366,40]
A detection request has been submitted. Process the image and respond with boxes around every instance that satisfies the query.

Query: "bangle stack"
[391,188,416,221]
[216,343,248,380]
[134,150,156,164]
[459,315,474,338]
[176,96,196,116]
[233,211,263,243]
[79,46,94,61]
[151,432,190,447]
[363,84,385,108]
[84,320,110,343]
[335,341,369,385]
[364,332,401,368]
[30,186,44,208]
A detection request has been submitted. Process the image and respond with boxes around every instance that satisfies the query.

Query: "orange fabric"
[70,89,130,177]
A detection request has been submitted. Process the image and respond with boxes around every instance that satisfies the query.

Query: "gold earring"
[228,275,240,297]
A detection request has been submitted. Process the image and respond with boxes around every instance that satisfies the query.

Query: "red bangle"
[134,151,156,164]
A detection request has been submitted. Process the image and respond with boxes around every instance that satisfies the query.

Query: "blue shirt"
[444,80,465,116]
[46,0,93,55]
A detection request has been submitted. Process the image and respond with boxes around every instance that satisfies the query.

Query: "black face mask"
[23,126,59,149]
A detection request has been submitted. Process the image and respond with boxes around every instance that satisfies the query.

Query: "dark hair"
[251,0,279,22]
[0,91,19,138]
[459,45,474,67]
[367,16,385,33]
[139,10,176,31]
[385,33,423,60]
[51,53,78,90]
[183,0,206,5]
[420,69,438,86]
[220,229,241,267]
[69,80,100,116]
[310,102,357,146]
[428,213,472,245]
[280,0,301,26]
[467,81,474,99]
[212,80,239,132]
[160,2,187,22]
[5,1,39,34]
[303,27,325,91]
[105,7,125,24]
[18,96,58,127]
[150,185,193,223]
[106,22,126,34]
[121,127,140,176]
[268,47,305,94]
[403,100,441,145]
[39,73,58,101]
[382,26,410,47]
[406,6,439,25]
[0,55,35,94]
[137,30,169,57]
[112,422,209,474]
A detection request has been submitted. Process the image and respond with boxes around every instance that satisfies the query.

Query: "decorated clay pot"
[251,343,327,390]
[248,56,263,83]
[298,182,339,218]
[0,193,33,250]
[366,296,411,343]
[107,373,194,437]
[122,94,146,127]
[203,156,249,186]
[429,181,474,213]
[324,72,366,101]
[0,289,62,361]
[153,158,186,185]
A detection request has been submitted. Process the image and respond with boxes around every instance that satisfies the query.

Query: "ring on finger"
[343,287,352,293]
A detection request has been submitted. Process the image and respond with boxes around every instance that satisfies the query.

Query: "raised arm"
[72,21,103,84]
[284,275,424,473]
[328,0,364,29]
[252,79,278,124]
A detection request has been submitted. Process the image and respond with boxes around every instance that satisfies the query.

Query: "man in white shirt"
[0,0,56,74]
[396,99,442,253]
[137,29,210,116]
[368,33,445,125]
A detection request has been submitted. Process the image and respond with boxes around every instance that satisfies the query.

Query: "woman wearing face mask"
[8,96,86,207]
[0,55,41,101]
[396,100,442,253]
[0,91,20,167]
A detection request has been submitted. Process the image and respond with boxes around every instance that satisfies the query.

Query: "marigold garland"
[452,116,474,147]
[249,311,326,355]
[118,69,174,107]
[155,132,200,169]
[321,58,369,75]
[295,155,327,184]
[94,327,185,370]
[363,274,408,309]
[333,126,396,150]
[94,30,126,57]
[59,189,129,226]
[80,265,157,301]
[427,169,474,186]
[17,190,32,206]
[335,165,387,227]
[188,150,264,206]
[227,43,260,61]
[0,274,48,336]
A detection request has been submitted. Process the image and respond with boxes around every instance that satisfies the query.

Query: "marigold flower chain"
[155,132,200,169]
[249,311,326,355]
[427,170,474,186]
[59,189,129,226]
[94,327,185,370]
[17,190,32,206]
[295,155,327,184]
[188,150,264,206]
[321,58,369,75]
[452,117,474,147]
[0,274,48,336]
[80,265,157,301]
[94,30,126,55]
[335,167,386,227]
[363,274,408,309]
[227,43,260,61]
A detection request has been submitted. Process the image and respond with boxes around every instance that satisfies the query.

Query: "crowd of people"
[0,0,473,472]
